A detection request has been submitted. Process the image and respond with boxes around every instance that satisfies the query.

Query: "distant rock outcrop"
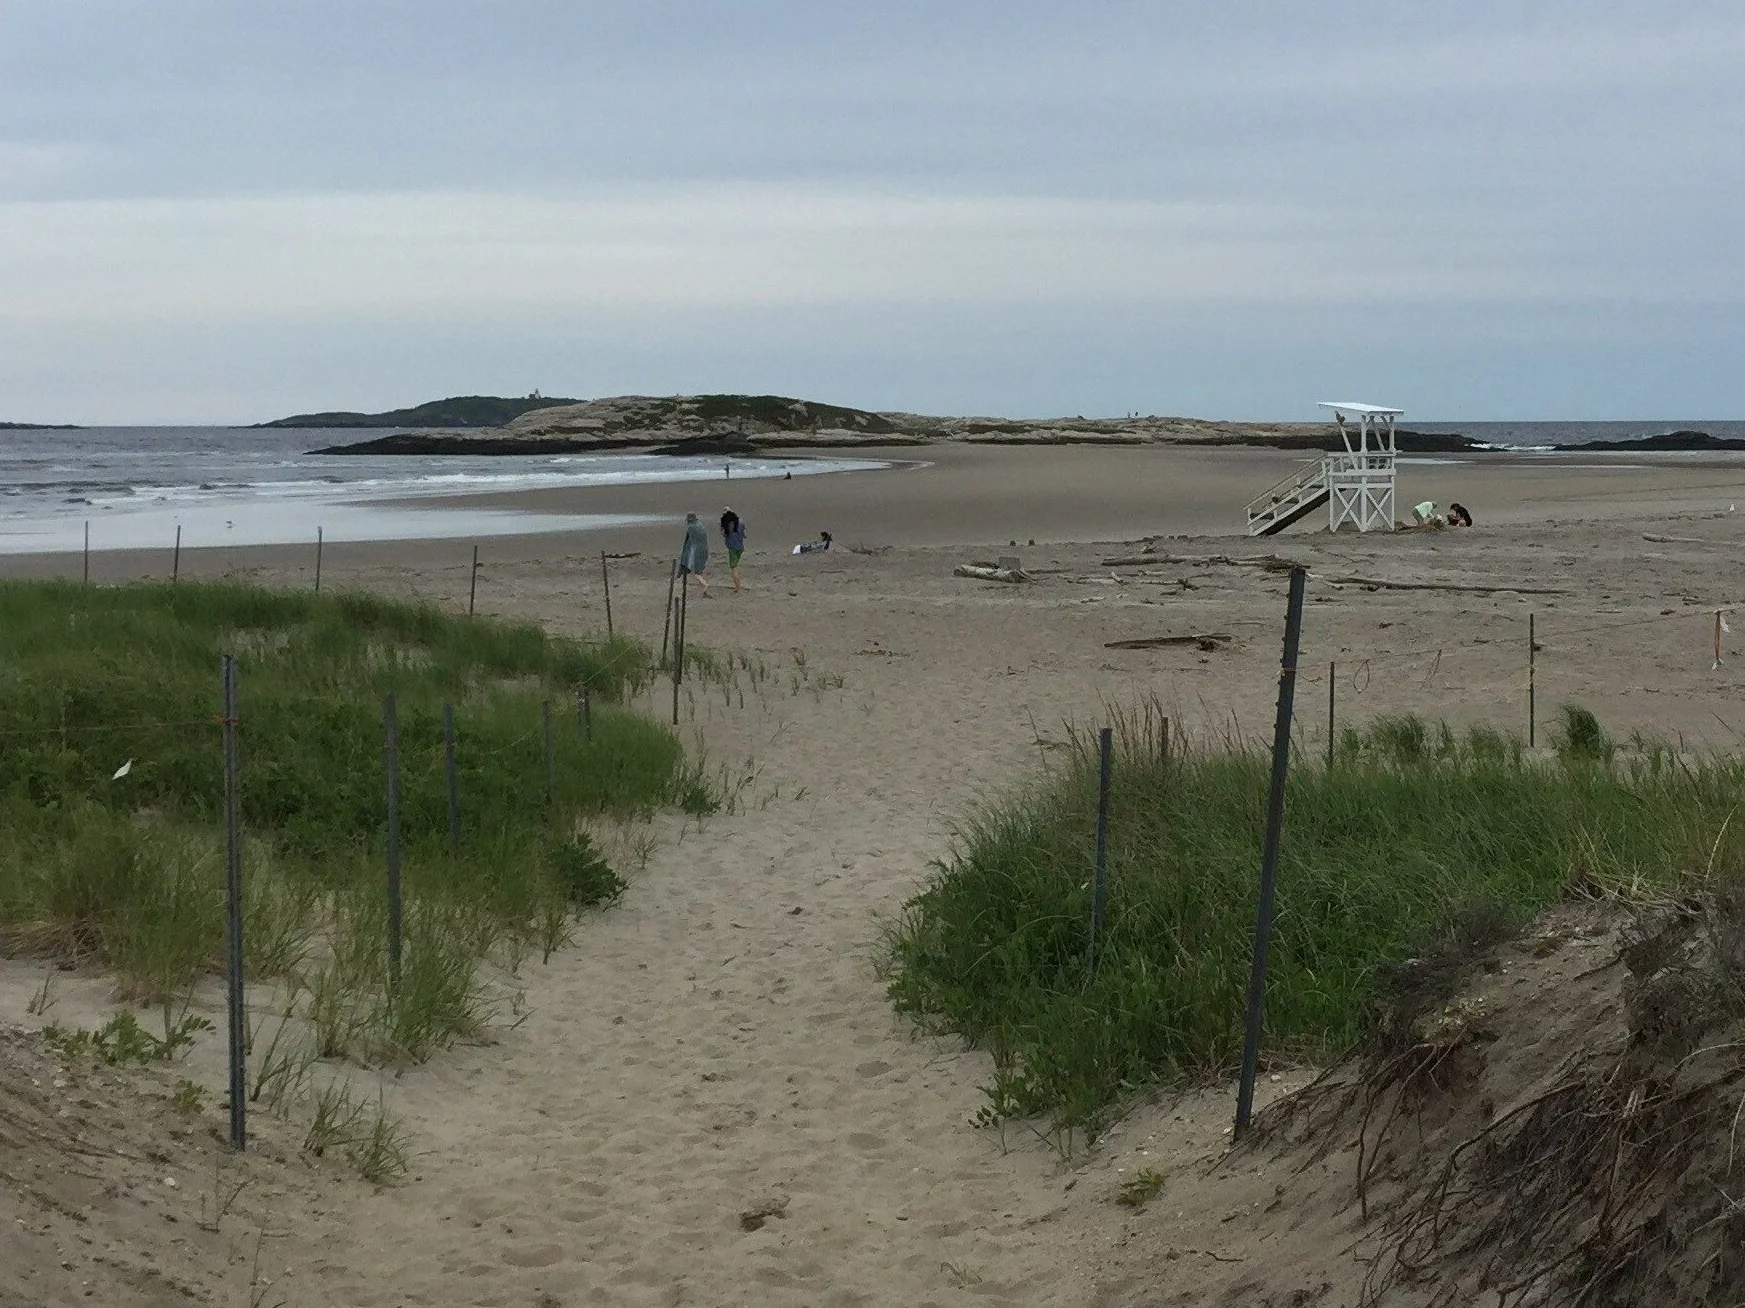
[1556,429,1745,452]
[260,395,582,429]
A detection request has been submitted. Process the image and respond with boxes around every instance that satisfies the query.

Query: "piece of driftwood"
[1328,575,1571,596]
[1101,553,1297,572]
[954,564,1030,583]
[1642,533,1714,545]
[1105,633,1233,651]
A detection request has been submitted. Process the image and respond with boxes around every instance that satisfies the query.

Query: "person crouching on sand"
[720,507,746,593]
[680,512,710,596]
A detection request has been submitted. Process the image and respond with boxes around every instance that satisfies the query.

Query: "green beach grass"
[883,704,1745,1143]
[0,579,711,1063]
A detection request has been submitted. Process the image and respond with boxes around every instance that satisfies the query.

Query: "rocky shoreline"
[303,394,1745,458]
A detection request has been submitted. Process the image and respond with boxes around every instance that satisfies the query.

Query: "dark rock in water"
[648,434,761,457]
[310,431,629,456]
[1180,428,1492,454]
[1556,430,1745,452]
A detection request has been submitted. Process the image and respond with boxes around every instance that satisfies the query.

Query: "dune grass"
[883,703,1745,1142]
[0,579,711,1061]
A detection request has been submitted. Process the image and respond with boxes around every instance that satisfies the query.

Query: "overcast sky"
[2,1,1741,424]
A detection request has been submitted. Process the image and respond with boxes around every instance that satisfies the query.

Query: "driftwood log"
[1642,534,1715,545]
[1100,553,1297,572]
[1328,575,1571,596]
[1105,633,1233,651]
[954,564,1030,583]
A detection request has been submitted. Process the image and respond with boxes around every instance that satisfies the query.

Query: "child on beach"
[679,512,710,596]
[720,508,746,593]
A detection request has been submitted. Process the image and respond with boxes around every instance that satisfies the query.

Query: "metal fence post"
[543,699,556,806]
[601,550,614,640]
[443,701,459,856]
[672,570,689,725]
[660,562,678,666]
[315,527,323,593]
[173,525,182,586]
[1327,660,1336,769]
[468,544,480,617]
[1088,726,1113,973]
[83,521,90,585]
[1529,612,1537,749]
[384,693,402,987]
[220,655,246,1150]
[1236,564,1307,1135]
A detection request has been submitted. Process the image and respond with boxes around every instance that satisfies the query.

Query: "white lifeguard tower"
[1244,401,1402,536]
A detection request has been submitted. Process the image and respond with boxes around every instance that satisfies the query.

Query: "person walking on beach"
[679,512,710,596]
[720,507,746,593]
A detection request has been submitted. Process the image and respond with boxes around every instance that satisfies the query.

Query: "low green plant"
[545,832,626,907]
[302,1079,411,1183]
[1115,1168,1166,1208]
[1555,703,1615,764]
[348,1093,412,1184]
[45,1010,212,1066]
[303,1079,371,1157]
[885,708,1745,1139]
[171,1078,207,1114]
[0,579,709,1070]
[250,1006,316,1108]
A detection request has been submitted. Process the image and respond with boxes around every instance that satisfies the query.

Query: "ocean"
[0,426,886,555]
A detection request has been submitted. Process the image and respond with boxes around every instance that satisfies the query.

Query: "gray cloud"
[0,1,1740,421]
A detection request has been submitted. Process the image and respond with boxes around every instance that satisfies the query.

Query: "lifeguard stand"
[1244,401,1402,535]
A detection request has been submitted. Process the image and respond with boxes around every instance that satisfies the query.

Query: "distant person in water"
[720,507,746,593]
[679,512,710,595]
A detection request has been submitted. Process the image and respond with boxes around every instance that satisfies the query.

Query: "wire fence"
[0,655,626,1154]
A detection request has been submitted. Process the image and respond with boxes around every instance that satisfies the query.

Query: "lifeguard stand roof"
[1320,401,1404,417]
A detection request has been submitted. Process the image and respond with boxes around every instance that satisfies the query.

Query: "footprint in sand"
[855,1059,893,1077]
[847,1131,885,1151]
[502,1244,567,1268]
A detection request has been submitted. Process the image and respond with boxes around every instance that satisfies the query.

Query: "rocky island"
[260,393,581,429]
[307,393,1497,457]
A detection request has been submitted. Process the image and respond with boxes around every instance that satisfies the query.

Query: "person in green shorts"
[720,507,746,594]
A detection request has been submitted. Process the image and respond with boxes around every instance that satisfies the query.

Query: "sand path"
[295,589,1130,1308]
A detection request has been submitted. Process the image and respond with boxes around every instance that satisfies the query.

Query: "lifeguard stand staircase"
[1244,401,1403,536]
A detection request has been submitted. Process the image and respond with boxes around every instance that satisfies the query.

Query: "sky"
[1,1,1742,424]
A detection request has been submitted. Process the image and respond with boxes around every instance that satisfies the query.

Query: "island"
[308,393,1499,457]
[258,394,582,429]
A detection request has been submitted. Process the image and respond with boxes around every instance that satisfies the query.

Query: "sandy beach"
[9,441,1745,1305]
